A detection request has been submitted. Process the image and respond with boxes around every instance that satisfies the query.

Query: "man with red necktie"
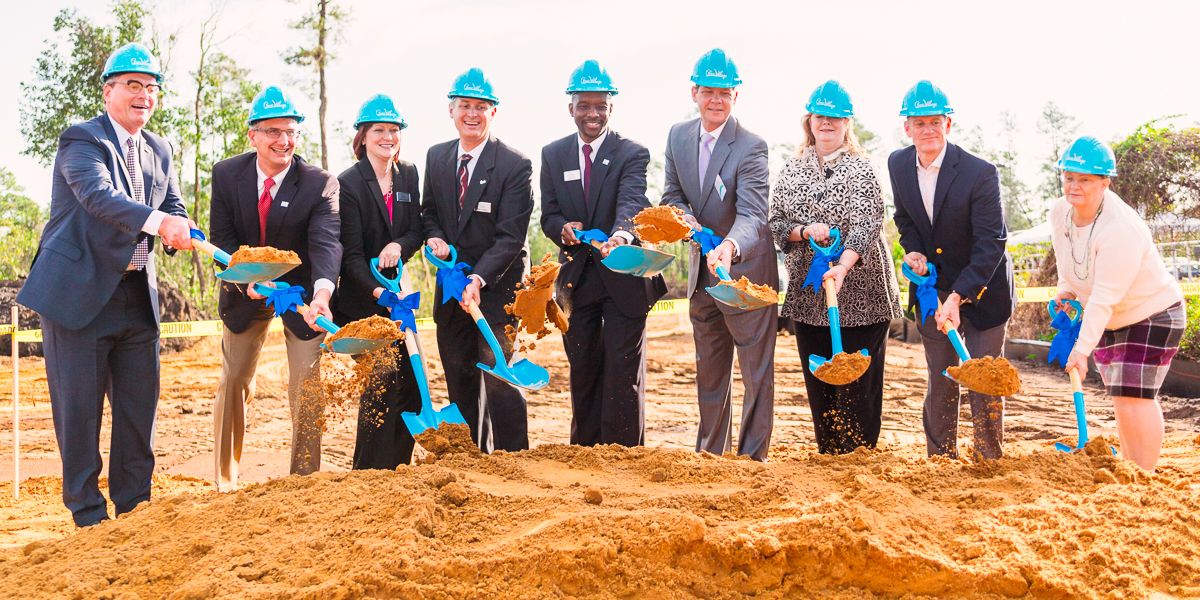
[422,68,534,453]
[208,86,341,491]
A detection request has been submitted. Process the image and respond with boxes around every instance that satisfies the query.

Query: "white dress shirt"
[256,160,335,296]
[455,138,489,288]
[578,129,635,243]
[108,114,166,236]
[916,142,948,223]
[697,118,739,256]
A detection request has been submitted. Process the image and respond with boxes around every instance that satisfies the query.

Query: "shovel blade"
[322,337,392,355]
[601,245,676,277]
[401,402,468,438]
[705,283,775,311]
[1054,442,1078,453]
[478,358,550,391]
[216,262,298,284]
[808,354,828,373]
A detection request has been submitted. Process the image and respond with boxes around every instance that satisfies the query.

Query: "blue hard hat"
[102,42,164,83]
[690,48,742,88]
[447,68,499,105]
[566,59,618,95]
[806,80,854,118]
[354,94,407,129]
[247,86,305,125]
[899,80,954,117]
[1057,136,1117,177]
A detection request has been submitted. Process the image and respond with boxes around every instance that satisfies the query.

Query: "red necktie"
[457,154,471,208]
[384,189,394,225]
[258,177,274,246]
[582,144,593,204]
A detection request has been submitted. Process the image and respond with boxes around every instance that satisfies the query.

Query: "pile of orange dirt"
[718,275,778,303]
[327,315,403,344]
[505,254,567,351]
[632,205,692,244]
[3,435,1199,599]
[227,245,301,266]
[413,422,482,459]
[813,351,871,385]
[947,356,1021,396]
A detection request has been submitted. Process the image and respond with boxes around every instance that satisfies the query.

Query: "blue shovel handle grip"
[808,228,842,255]
[370,257,404,293]
[1048,298,1083,325]
[423,244,458,270]
[901,261,935,285]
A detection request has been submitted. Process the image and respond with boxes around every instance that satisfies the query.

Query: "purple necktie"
[699,132,714,186]
[582,144,593,205]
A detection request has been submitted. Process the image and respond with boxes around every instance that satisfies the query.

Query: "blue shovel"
[571,229,676,277]
[252,281,393,355]
[423,245,550,391]
[901,262,985,392]
[189,229,299,284]
[806,231,869,383]
[1047,300,1116,455]
[370,258,467,436]
[696,228,776,310]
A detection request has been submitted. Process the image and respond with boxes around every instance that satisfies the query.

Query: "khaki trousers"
[214,315,325,492]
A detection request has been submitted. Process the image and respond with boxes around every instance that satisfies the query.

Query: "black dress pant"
[351,341,423,469]
[794,320,890,455]
[42,271,159,527]
[562,257,647,447]
[434,288,528,453]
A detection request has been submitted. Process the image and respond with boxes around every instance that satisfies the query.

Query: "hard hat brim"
[690,76,741,89]
[102,68,165,83]
[448,93,499,106]
[1056,162,1117,177]
[565,87,618,95]
[248,114,306,125]
[355,119,409,130]
[899,107,955,117]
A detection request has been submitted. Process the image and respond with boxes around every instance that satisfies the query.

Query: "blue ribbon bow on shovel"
[691,228,723,257]
[576,229,609,245]
[378,290,421,334]
[1048,299,1083,368]
[264,285,306,317]
[911,263,940,325]
[435,262,472,304]
[802,230,843,294]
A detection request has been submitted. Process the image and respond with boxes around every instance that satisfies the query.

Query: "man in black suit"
[423,68,534,453]
[209,86,341,490]
[890,80,1015,459]
[540,61,667,447]
[17,43,193,526]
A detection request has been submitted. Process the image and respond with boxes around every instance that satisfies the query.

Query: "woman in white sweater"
[1050,136,1185,471]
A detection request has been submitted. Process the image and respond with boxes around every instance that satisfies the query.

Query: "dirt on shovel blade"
[717,276,778,304]
[327,315,403,343]
[632,205,692,244]
[227,245,301,266]
[814,351,872,385]
[947,356,1021,396]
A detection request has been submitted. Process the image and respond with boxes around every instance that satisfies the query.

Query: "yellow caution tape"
[1,285,1194,341]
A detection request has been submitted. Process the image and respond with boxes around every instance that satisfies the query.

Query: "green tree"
[1035,102,1079,203]
[1110,119,1200,221]
[0,169,49,279]
[282,0,351,171]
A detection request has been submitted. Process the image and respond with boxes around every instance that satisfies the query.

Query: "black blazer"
[211,152,341,340]
[421,135,533,321]
[890,142,1015,331]
[539,131,667,318]
[332,158,423,324]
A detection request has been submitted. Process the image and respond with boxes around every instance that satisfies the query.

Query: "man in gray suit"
[17,43,193,526]
[661,49,777,461]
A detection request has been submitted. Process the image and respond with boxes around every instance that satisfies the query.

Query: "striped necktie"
[126,137,149,269]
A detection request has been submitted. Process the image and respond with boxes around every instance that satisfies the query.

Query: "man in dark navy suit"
[540,60,667,447]
[423,68,534,453]
[890,80,1015,459]
[17,43,193,526]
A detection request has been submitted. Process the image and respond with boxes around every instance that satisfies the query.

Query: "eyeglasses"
[251,128,303,140]
[112,80,163,95]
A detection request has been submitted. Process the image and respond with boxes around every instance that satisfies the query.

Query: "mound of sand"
[2,435,1199,599]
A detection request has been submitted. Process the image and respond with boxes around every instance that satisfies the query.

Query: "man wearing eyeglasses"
[17,43,193,527]
[208,85,341,491]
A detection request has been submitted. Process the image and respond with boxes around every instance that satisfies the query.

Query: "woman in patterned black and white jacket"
[769,102,903,455]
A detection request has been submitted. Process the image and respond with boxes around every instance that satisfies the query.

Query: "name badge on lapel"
[476,202,492,213]
[396,192,412,203]
[714,175,727,200]
[280,201,290,207]
[602,159,610,165]
[563,169,581,182]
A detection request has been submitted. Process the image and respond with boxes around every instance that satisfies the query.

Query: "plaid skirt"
[1092,302,1186,399]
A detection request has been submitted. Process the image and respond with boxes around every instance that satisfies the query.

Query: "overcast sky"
[2,0,1198,219]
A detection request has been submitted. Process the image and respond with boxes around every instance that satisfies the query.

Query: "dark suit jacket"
[539,130,667,318]
[210,152,341,340]
[890,142,1015,331]
[421,135,533,322]
[332,158,423,324]
[18,114,187,330]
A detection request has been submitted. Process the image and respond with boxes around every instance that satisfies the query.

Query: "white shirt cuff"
[469,274,486,288]
[313,279,336,296]
[727,238,741,258]
[613,231,635,243]
[141,210,167,235]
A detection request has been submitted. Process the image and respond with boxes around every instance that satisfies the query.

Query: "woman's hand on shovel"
[935,292,962,331]
[1064,351,1089,381]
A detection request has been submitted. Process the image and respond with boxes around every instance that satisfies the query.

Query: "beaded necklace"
[1065,197,1105,281]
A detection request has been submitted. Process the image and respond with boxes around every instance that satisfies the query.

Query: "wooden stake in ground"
[10,305,18,500]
